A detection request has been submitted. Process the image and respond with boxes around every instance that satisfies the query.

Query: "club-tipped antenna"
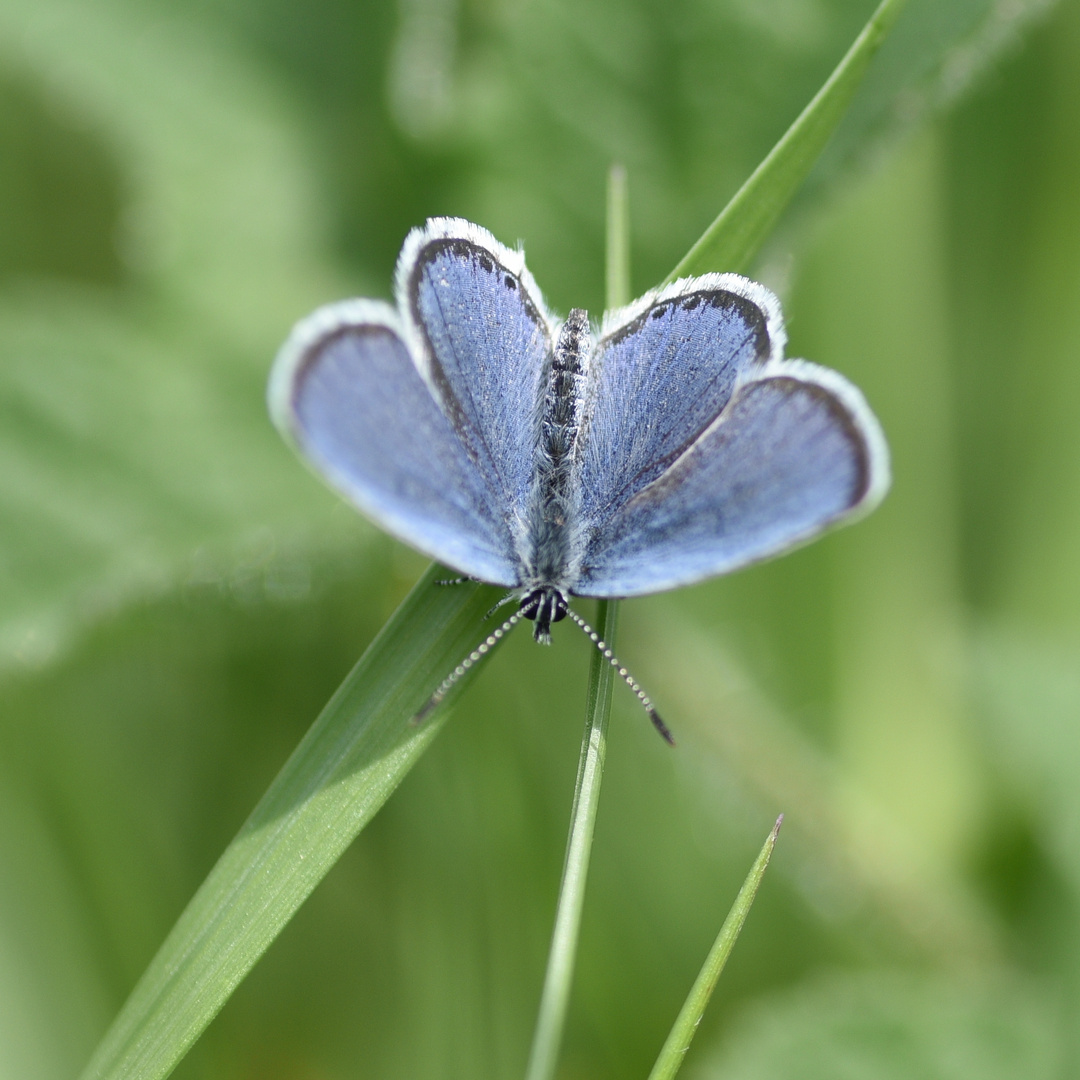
[564,608,675,746]
[415,603,675,745]
[414,609,526,724]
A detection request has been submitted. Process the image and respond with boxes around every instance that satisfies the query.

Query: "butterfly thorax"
[520,308,590,641]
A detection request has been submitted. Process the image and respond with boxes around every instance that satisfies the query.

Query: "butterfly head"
[518,586,568,644]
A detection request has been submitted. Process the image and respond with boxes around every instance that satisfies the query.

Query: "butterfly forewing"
[401,220,555,539]
[576,277,784,527]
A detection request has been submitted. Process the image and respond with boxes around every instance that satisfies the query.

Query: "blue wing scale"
[577,275,785,527]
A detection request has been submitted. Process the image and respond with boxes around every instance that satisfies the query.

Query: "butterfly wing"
[270,219,557,586]
[575,278,887,597]
[270,300,522,585]
[576,274,785,526]
[398,218,555,543]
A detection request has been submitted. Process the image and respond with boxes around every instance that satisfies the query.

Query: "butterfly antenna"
[414,610,525,724]
[564,608,675,746]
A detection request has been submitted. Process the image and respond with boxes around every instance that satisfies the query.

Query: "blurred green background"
[2,0,1079,1076]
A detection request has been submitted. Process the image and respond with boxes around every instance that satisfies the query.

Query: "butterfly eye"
[519,590,542,620]
[551,593,569,624]
[518,588,568,624]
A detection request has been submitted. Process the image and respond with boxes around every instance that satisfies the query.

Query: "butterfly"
[269,218,889,739]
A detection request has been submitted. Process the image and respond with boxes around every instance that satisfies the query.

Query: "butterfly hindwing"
[270,300,521,585]
[576,359,888,596]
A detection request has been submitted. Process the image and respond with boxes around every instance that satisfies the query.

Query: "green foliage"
[78,565,504,1080]
[699,971,1061,1079]
[1,0,1078,1077]
[667,0,908,280]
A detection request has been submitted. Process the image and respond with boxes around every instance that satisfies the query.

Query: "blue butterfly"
[270,218,889,738]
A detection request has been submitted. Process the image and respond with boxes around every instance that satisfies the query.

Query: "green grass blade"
[647,816,783,1080]
[665,0,909,281]
[78,565,505,1080]
[606,163,631,312]
[525,599,619,1080]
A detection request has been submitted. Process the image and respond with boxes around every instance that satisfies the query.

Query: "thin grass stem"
[524,599,619,1080]
[606,163,631,311]
[647,816,784,1080]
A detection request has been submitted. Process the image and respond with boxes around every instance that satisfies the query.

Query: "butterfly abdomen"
[526,308,590,588]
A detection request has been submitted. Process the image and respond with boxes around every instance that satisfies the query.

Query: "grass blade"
[606,163,631,312]
[665,0,909,281]
[524,599,620,1080]
[647,816,783,1080]
[79,565,505,1080]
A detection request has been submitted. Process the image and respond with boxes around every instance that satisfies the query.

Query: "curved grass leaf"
[665,0,909,281]
[77,565,504,1080]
